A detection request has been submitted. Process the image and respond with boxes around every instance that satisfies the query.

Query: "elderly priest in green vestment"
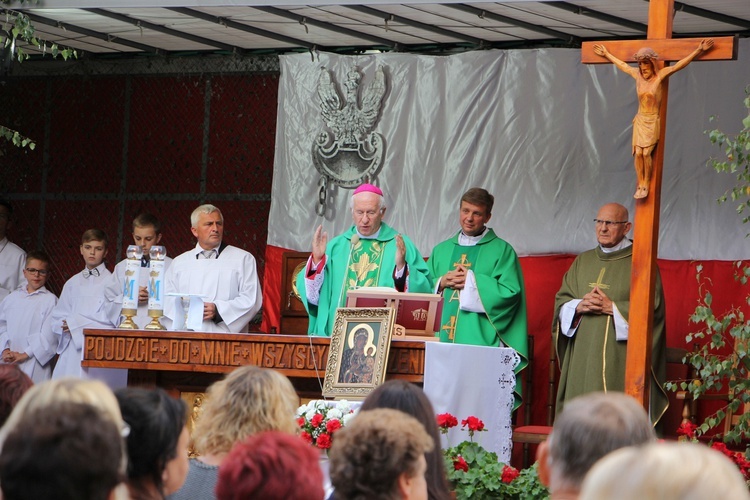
[554,202,668,425]
[427,188,528,406]
[297,184,432,337]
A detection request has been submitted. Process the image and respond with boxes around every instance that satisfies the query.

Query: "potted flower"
[439,413,549,499]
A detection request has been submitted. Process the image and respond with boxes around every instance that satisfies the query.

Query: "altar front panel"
[82,329,426,398]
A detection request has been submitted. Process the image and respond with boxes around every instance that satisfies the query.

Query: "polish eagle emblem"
[312,66,387,215]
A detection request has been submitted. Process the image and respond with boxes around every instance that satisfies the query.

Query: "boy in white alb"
[105,213,173,329]
[51,229,118,379]
[0,250,58,382]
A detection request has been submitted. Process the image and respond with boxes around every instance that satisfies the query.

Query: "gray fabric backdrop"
[270,39,750,260]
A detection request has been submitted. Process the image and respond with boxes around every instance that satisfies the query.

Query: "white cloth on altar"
[164,244,262,333]
[106,256,173,330]
[0,238,25,303]
[423,343,519,464]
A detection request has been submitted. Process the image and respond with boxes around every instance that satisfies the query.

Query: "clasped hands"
[1,348,29,364]
[576,286,614,316]
[440,265,468,291]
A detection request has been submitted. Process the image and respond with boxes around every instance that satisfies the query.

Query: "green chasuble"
[297,223,432,337]
[427,229,528,407]
[553,245,668,425]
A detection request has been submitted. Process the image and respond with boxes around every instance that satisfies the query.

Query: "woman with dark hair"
[116,387,190,500]
[359,380,451,500]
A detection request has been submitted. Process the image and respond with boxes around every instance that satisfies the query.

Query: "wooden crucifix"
[581,0,737,411]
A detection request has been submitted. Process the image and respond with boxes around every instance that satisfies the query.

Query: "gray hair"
[190,204,223,227]
[580,441,750,500]
[547,392,655,490]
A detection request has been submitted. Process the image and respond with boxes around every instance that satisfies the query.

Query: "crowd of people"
[0,185,746,498]
[2,369,747,499]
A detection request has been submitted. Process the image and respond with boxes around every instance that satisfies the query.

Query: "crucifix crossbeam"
[580,0,737,412]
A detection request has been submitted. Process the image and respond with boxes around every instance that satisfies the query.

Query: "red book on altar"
[345,288,443,340]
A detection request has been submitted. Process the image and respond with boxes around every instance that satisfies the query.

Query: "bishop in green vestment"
[553,203,668,425]
[427,189,528,406]
[297,185,432,337]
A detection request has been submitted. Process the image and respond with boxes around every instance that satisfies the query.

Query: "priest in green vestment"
[553,202,668,425]
[297,184,432,337]
[427,188,528,406]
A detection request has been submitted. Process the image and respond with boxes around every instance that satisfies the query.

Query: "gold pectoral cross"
[588,268,611,290]
[442,316,457,341]
[454,254,472,268]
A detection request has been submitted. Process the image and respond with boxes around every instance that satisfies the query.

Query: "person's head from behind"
[216,431,324,500]
[0,400,123,500]
[580,441,750,500]
[132,213,163,255]
[0,364,33,427]
[0,378,126,446]
[23,250,51,293]
[537,391,655,495]
[360,380,451,499]
[194,365,299,456]
[80,228,109,269]
[330,408,433,500]
[115,387,190,498]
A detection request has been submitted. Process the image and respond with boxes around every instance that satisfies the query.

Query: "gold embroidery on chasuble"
[442,316,457,341]
[588,268,611,290]
[587,267,611,391]
[440,246,481,343]
[346,239,384,289]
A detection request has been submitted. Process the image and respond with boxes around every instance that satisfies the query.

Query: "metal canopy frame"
[3,1,747,59]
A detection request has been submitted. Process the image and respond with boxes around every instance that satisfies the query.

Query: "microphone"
[338,234,360,307]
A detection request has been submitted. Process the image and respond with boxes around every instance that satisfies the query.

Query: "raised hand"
[312,224,328,265]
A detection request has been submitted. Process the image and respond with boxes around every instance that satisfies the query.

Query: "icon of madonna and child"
[338,323,379,384]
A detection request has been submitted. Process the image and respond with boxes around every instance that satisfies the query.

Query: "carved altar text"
[85,336,328,371]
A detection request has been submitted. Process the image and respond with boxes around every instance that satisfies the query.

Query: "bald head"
[595,203,631,248]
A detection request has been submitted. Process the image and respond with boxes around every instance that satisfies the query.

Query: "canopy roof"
[8,0,750,57]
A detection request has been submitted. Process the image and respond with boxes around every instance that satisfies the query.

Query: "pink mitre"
[353,183,383,196]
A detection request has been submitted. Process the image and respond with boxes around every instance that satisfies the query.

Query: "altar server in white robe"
[0,250,58,382]
[164,204,262,333]
[0,200,26,303]
[105,213,173,329]
[52,229,118,379]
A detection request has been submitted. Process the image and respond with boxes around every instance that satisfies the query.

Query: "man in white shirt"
[0,200,26,303]
[164,204,262,333]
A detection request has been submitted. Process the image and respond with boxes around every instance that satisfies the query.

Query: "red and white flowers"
[297,400,356,450]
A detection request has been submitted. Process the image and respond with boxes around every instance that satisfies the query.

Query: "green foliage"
[1,0,77,150]
[706,85,750,226]
[443,441,549,499]
[0,125,35,149]
[667,85,750,451]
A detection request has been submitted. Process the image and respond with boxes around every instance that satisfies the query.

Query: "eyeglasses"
[594,219,628,227]
[24,268,49,276]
